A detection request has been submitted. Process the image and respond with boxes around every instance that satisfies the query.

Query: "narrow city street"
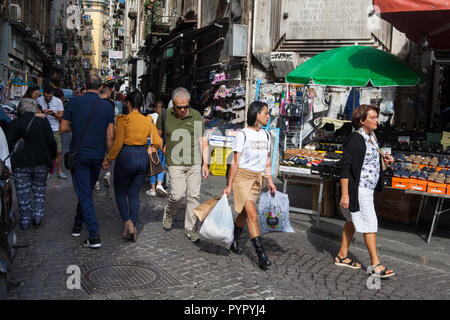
[6,172,450,301]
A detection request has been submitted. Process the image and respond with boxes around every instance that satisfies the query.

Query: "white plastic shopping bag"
[258,191,294,234]
[199,194,234,248]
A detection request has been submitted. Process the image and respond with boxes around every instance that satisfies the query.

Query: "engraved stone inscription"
[280,0,372,40]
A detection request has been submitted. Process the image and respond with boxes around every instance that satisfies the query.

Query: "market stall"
[276,46,450,230]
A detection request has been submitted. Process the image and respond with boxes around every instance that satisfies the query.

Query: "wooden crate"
[312,178,336,217]
[374,188,421,224]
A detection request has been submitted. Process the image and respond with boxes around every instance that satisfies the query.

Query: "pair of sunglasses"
[174,105,190,110]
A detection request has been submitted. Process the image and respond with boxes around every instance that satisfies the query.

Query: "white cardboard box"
[289,167,311,175]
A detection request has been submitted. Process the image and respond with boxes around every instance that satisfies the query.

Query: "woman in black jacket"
[336,104,396,278]
[6,98,57,229]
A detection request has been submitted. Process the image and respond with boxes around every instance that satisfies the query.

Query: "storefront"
[247,45,450,241]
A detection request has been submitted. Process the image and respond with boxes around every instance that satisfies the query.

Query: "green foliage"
[144,0,164,37]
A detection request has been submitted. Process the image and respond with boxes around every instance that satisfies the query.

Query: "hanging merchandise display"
[200,69,248,176]
[9,77,29,100]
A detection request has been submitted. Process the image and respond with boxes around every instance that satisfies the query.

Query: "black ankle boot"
[230,224,243,255]
[251,236,271,270]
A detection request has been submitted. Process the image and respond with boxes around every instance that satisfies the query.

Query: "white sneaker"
[146,189,156,196]
[57,172,68,179]
[95,181,100,191]
[104,172,111,188]
[156,184,168,197]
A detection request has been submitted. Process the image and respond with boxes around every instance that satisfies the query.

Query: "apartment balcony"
[83,49,93,55]
[83,35,93,42]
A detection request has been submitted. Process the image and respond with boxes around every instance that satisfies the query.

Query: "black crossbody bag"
[64,98,101,170]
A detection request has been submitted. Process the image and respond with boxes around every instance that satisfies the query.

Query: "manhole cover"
[80,261,180,295]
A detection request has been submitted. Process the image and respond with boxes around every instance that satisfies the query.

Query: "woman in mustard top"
[103,90,162,241]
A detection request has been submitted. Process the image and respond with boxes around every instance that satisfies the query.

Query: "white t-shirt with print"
[233,128,270,173]
[36,96,64,132]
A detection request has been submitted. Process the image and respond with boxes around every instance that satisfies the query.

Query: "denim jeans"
[149,149,165,184]
[114,145,148,225]
[71,157,103,238]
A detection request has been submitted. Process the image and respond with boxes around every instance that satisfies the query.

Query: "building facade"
[80,0,109,77]
[0,0,84,92]
[0,0,52,91]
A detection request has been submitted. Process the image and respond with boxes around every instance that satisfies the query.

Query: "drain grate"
[80,260,180,295]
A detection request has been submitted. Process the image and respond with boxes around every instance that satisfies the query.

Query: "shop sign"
[270,52,294,62]
[56,43,63,57]
[271,52,295,78]
[209,134,235,148]
[109,51,123,59]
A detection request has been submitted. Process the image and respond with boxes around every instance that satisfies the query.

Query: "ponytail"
[125,90,144,110]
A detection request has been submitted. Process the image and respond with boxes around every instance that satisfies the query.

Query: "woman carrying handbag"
[103,90,162,241]
[336,104,396,278]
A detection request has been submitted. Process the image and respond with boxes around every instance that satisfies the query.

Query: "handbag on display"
[64,98,101,170]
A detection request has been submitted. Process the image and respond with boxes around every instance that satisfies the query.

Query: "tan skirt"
[232,168,265,213]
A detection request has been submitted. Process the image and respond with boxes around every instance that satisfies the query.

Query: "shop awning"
[374,0,450,50]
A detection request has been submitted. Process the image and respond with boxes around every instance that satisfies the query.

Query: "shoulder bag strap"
[24,116,36,138]
[72,98,101,155]
[265,129,270,153]
[161,108,167,145]
[357,130,387,169]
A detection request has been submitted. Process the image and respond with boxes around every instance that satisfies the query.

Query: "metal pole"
[197,0,202,29]
[244,0,254,128]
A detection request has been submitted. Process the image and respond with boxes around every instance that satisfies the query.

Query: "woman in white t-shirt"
[223,101,276,270]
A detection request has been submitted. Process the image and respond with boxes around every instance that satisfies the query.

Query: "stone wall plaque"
[280,0,372,40]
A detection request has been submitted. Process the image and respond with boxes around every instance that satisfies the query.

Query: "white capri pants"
[343,187,378,233]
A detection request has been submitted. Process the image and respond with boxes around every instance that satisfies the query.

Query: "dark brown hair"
[351,104,380,129]
[23,86,40,99]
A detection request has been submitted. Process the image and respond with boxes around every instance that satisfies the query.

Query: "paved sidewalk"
[5,172,450,300]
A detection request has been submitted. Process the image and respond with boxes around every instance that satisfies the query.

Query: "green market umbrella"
[285,45,422,87]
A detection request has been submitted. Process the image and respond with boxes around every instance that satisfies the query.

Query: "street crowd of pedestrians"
[1,73,396,276]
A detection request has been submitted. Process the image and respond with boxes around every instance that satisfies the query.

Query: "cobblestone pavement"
[6,173,450,300]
